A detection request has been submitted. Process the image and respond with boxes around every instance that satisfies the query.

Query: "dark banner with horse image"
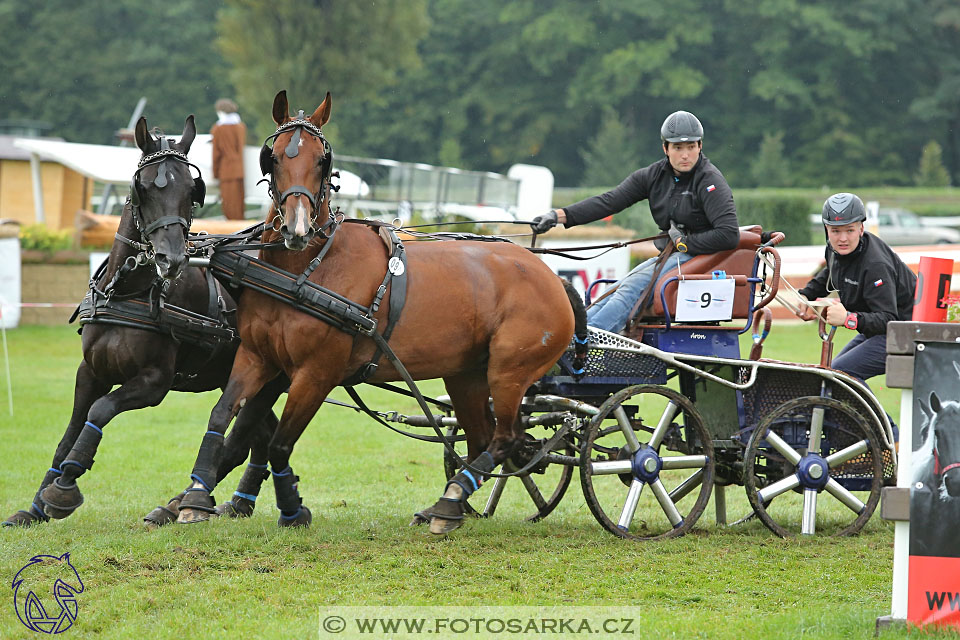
[908,341,960,627]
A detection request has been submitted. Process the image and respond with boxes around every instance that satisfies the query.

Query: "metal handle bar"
[754,245,782,310]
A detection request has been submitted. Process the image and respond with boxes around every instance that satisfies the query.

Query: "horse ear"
[179,115,196,153]
[931,391,942,414]
[272,90,289,125]
[134,117,152,152]
[309,92,332,128]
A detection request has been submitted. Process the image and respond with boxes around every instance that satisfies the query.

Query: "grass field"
[0,324,946,639]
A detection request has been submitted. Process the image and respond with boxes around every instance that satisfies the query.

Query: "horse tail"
[560,278,588,377]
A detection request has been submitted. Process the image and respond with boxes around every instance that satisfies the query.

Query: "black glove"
[531,210,559,234]
[669,222,687,252]
[653,235,668,251]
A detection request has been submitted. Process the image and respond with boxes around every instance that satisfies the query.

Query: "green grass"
[0,324,942,639]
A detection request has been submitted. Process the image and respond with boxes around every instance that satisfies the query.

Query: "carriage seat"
[644,225,763,322]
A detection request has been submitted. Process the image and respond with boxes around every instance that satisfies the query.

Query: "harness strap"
[625,243,677,333]
[342,226,408,385]
[365,328,573,480]
[208,248,376,335]
[75,294,237,351]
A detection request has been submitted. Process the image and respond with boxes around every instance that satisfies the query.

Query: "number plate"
[674,278,736,322]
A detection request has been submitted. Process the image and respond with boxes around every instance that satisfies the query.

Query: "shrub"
[18,224,75,253]
[735,192,813,246]
[915,140,951,187]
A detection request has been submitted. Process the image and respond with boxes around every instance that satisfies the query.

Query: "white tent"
[13,136,367,220]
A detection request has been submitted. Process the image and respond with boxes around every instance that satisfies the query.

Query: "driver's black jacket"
[561,155,739,255]
[798,231,916,337]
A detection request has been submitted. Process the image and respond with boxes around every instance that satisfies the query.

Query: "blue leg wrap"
[190,430,225,492]
[447,451,495,498]
[235,462,270,499]
[60,421,103,479]
[271,466,302,514]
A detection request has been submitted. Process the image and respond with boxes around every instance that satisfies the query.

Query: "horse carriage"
[5,92,896,541]
[416,227,898,539]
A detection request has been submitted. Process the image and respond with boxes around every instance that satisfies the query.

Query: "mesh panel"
[559,328,666,381]
[742,368,895,480]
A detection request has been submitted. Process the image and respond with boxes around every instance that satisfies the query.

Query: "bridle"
[259,112,338,238]
[117,138,206,261]
[935,433,960,478]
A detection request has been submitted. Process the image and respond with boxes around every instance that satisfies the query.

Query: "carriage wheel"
[743,396,883,537]
[442,424,574,522]
[580,385,714,541]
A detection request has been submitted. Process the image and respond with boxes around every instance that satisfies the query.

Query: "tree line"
[1,0,957,190]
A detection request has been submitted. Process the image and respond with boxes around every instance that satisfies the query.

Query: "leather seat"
[645,225,763,321]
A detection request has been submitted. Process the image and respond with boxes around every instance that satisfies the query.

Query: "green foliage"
[749,132,792,188]
[0,1,232,144]
[2,1,960,191]
[915,140,952,187]
[728,192,813,246]
[216,0,429,141]
[18,224,74,253]
[579,107,641,188]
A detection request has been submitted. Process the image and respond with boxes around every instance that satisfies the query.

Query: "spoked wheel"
[442,424,575,522]
[580,385,714,541]
[743,396,883,537]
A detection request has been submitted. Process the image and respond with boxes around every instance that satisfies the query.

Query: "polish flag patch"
[706,184,716,192]
[874,279,884,287]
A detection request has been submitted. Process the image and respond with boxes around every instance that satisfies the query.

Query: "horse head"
[260,90,334,251]
[930,389,960,498]
[130,115,205,281]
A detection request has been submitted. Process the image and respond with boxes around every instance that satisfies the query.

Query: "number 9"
[700,292,712,308]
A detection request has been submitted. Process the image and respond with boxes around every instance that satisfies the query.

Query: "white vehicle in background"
[875,208,960,246]
[810,207,960,246]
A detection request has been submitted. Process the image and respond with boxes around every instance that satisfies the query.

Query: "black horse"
[3,116,283,527]
[910,380,960,557]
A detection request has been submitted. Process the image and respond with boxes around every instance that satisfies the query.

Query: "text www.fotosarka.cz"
[319,607,641,638]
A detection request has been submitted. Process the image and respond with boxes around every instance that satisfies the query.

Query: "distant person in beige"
[211,98,247,220]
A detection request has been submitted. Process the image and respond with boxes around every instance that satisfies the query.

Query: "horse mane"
[911,399,937,488]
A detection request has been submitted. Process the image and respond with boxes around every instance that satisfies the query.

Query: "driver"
[531,110,739,333]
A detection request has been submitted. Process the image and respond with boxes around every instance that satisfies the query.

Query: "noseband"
[259,114,337,237]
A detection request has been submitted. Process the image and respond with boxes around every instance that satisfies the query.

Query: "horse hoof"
[176,507,213,524]
[409,511,430,526]
[143,494,184,529]
[176,489,218,524]
[216,496,256,518]
[40,479,84,520]
[429,516,463,535]
[3,509,46,527]
[278,506,312,528]
[143,505,179,529]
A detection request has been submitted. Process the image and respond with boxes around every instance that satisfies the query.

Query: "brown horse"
[177,90,582,533]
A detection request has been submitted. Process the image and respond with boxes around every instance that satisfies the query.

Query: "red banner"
[908,556,960,626]
[908,342,960,629]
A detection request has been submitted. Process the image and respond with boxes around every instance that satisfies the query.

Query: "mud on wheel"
[743,396,883,537]
[580,385,714,541]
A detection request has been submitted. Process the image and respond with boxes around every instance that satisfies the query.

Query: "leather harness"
[206,218,408,386]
